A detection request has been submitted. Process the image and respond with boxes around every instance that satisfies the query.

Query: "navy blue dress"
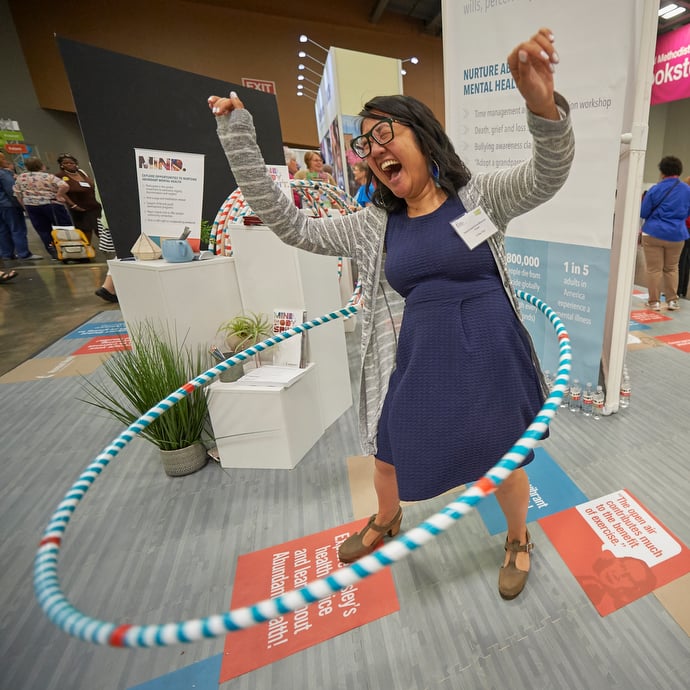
[376,196,543,501]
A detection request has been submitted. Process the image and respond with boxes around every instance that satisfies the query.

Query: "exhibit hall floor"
[1,244,689,689]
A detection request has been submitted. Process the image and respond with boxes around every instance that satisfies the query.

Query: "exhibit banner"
[443,0,646,387]
[651,23,690,105]
[135,148,204,238]
[540,489,690,616]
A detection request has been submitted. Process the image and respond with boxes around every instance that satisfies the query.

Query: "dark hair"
[25,157,44,172]
[658,156,682,177]
[358,94,471,213]
[57,154,78,166]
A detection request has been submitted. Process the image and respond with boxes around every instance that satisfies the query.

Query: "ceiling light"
[297,74,320,87]
[298,64,322,79]
[402,56,419,65]
[298,51,325,67]
[659,3,686,19]
[661,6,687,18]
[299,35,328,53]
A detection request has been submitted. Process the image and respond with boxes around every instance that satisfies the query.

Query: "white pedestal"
[108,256,242,354]
[230,226,352,430]
[207,363,322,469]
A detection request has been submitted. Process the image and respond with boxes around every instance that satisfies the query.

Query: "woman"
[209,27,574,601]
[352,161,375,207]
[640,156,690,311]
[676,175,690,299]
[57,154,103,244]
[12,157,72,259]
[294,151,337,187]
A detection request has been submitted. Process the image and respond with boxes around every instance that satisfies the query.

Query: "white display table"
[108,256,242,355]
[206,363,322,470]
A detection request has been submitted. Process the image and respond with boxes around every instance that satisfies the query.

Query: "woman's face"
[353,166,367,185]
[360,115,430,201]
[308,153,324,172]
[60,158,78,171]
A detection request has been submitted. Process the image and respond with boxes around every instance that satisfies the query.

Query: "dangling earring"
[431,159,441,188]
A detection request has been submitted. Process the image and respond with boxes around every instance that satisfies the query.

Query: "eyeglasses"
[350,118,407,159]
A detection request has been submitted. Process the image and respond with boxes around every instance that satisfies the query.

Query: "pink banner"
[651,24,690,105]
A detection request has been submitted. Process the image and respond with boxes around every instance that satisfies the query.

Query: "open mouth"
[380,158,402,181]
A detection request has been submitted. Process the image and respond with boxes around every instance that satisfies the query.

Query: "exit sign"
[241,78,276,94]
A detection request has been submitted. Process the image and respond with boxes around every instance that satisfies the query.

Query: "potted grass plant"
[216,311,271,380]
[80,322,211,476]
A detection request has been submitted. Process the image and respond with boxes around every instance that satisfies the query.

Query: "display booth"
[313,47,402,196]
[110,226,352,471]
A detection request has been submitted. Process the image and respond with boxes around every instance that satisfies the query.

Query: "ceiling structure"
[374,0,690,37]
[369,0,442,36]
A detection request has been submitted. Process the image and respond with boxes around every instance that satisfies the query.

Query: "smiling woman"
[208,26,574,601]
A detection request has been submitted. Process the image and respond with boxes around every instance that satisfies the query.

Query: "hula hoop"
[209,181,361,256]
[34,290,570,648]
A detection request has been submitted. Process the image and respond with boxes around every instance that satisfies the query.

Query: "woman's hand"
[208,91,245,117]
[507,27,559,120]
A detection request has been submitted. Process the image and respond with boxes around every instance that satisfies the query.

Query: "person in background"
[676,174,690,299]
[209,26,573,601]
[294,151,337,187]
[352,161,375,207]
[95,273,118,303]
[0,153,42,261]
[12,157,72,260]
[56,154,102,244]
[640,156,690,311]
[283,146,302,208]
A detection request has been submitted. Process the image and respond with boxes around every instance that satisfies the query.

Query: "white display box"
[207,363,322,470]
[230,226,352,430]
[108,256,242,354]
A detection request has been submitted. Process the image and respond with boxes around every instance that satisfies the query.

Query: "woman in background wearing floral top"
[13,157,72,260]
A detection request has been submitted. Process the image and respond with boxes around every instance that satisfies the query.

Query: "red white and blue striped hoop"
[34,290,570,647]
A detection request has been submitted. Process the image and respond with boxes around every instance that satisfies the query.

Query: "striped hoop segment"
[34,290,570,647]
[209,181,361,256]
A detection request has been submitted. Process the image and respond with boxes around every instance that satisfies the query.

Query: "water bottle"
[592,385,605,420]
[544,370,553,391]
[582,382,593,417]
[619,374,631,409]
[559,381,569,408]
[569,379,582,413]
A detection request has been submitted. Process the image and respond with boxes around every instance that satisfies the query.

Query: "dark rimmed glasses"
[350,118,407,159]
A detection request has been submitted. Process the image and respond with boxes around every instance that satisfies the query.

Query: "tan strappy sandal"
[498,529,533,600]
[338,507,403,563]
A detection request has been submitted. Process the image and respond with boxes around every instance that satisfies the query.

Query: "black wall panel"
[57,38,284,257]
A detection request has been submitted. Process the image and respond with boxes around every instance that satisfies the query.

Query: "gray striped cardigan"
[216,93,574,455]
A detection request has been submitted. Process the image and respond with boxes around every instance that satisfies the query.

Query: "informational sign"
[443,0,646,387]
[71,335,131,355]
[656,331,690,353]
[474,447,588,534]
[540,489,690,616]
[506,238,610,378]
[135,148,204,238]
[630,308,672,324]
[64,321,128,339]
[220,521,399,681]
[265,164,292,202]
[651,23,690,105]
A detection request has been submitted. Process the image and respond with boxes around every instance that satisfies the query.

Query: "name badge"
[79,181,91,188]
[450,206,498,250]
